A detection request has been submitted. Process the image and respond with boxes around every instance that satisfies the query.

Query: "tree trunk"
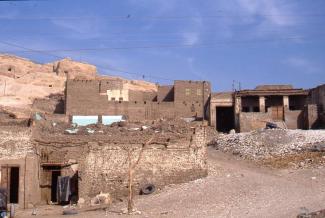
[127,150,134,214]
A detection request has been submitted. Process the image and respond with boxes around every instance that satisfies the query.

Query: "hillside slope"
[0,54,157,118]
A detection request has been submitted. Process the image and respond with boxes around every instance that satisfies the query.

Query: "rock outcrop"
[0,54,157,118]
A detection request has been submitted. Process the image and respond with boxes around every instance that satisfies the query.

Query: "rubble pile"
[209,129,325,160]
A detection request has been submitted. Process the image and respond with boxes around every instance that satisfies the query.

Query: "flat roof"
[236,88,309,96]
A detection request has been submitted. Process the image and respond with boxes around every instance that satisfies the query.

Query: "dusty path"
[21,148,325,218]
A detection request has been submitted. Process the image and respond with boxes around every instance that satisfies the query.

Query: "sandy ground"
[19,147,325,218]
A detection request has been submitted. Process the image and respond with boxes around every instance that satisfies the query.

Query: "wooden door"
[0,166,9,189]
[271,106,284,121]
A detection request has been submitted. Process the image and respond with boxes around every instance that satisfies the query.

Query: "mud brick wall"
[284,109,303,129]
[304,104,319,129]
[309,84,325,111]
[77,127,208,202]
[239,112,272,132]
[174,80,211,119]
[309,85,325,127]
[32,97,65,114]
[158,85,174,102]
[66,80,211,121]
[0,128,41,209]
[129,90,157,102]
[99,79,123,93]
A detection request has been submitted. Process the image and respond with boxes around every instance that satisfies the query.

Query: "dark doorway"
[216,107,235,133]
[9,167,19,204]
[51,171,61,203]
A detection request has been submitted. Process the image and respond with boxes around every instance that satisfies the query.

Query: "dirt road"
[21,147,325,218]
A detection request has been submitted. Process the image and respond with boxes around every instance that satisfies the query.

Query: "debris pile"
[209,129,325,161]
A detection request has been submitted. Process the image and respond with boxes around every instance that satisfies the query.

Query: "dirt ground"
[19,147,325,218]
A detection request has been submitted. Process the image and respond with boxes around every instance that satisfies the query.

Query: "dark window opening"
[8,68,12,72]
[242,107,249,112]
[241,96,259,113]
[265,96,283,107]
[119,97,123,101]
[51,171,61,203]
[253,107,260,112]
[49,85,53,87]
[111,97,116,101]
[289,95,306,111]
[9,167,19,204]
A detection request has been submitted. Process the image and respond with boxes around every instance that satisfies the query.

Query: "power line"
[1,12,325,20]
[0,36,319,53]
[0,40,174,81]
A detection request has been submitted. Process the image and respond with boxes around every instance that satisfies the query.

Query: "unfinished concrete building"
[210,85,323,132]
[66,79,211,123]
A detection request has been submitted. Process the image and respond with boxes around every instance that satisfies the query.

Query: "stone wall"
[79,127,207,201]
[0,128,41,209]
[284,109,303,129]
[239,112,272,132]
[304,104,318,129]
[37,127,208,203]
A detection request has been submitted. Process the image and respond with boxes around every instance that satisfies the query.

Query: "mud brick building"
[65,79,211,121]
[210,85,324,132]
[309,84,325,128]
[0,127,40,209]
[0,119,208,209]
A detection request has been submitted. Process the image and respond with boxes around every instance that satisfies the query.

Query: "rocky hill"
[0,54,157,118]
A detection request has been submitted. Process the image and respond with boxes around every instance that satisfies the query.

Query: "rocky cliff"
[0,54,157,118]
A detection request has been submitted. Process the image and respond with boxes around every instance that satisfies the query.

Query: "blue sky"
[0,0,324,91]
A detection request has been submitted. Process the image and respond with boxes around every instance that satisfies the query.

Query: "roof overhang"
[235,89,309,97]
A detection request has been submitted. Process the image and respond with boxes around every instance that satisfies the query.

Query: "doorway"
[9,167,19,204]
[216,106,235,133]
[51,171,61,203]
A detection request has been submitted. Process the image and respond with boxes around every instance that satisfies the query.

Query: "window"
[185,88,190,96]
[242,107,249,112]
[111,97,116,101]
[253,107,260,112]
[197,89,202,96]
[119,97,123,101]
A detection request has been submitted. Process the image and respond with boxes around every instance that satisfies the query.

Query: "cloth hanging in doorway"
[57,176,71,203]
[0,188,7,211]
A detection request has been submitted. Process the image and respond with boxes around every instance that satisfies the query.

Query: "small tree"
[125,136,155,214]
